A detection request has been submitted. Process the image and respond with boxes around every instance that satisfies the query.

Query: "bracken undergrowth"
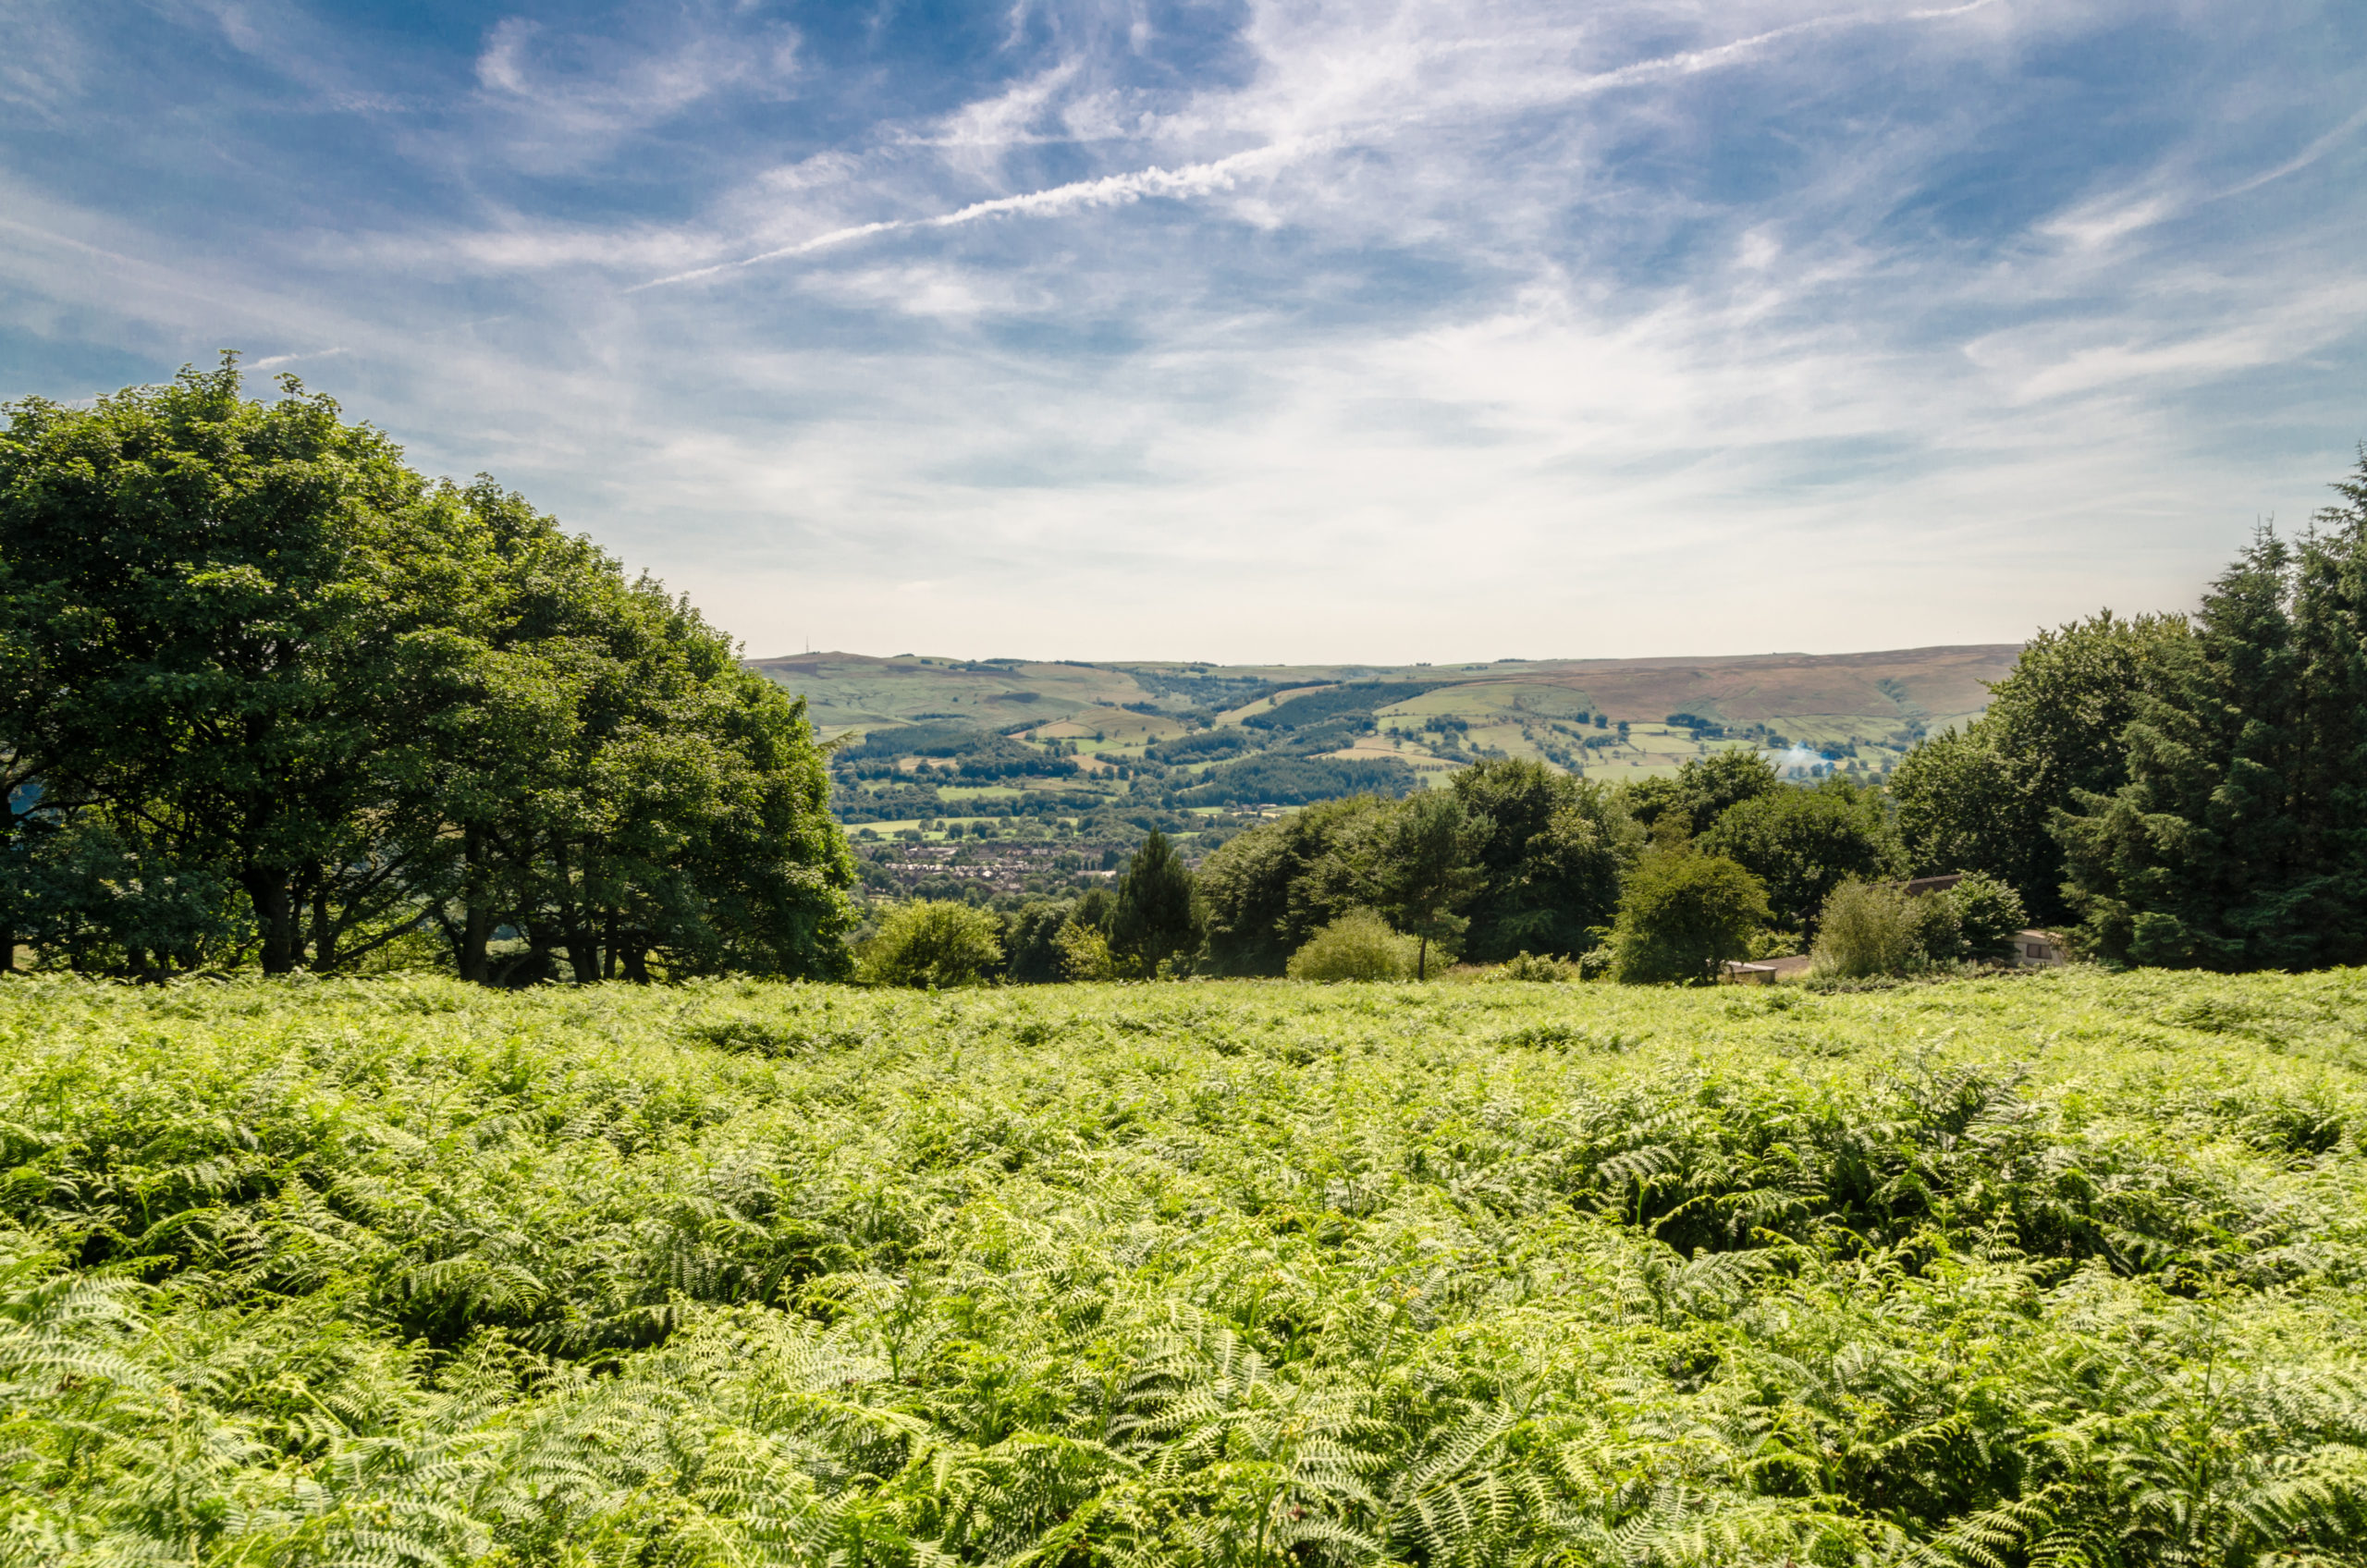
[2,967,2366,1565]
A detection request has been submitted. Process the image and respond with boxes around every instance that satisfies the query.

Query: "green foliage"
[1002,898,1074,983]
[1813,871,2031,976]
[1942,869,2029,962]
[1053,918,1116,980]
[1810,878,1922,978]
[1285,907,1418,980]
[1450,757,1639,961]
[1170,754,1419,807]
[1361,790,1490,980]
[1892,610,2190,924]
[1486,949,1576,982]
[0,358,855,982]
[3,817,250,976]
[858,898,1004,986]
[4,968,2366,1564]
[1197,795,1393,974]
[1622,748,1781,837]
[2059,486,2367,969]
[1699,775,1904,935]
[1110,829,1200,975]
[1612,851,1771,984]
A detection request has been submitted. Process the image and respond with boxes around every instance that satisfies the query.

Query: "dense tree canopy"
[1360,790,1490,979]
[1624,749,1780,839]
[0,357,854,981]
[2057,475,2367,968]
[1611,850,1771,984]
[1450,758,1638,961]
[1196,795,1394,975]
[1890,610,2189,923]
[1699,775,1903,937]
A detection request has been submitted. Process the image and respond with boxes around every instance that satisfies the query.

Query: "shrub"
[1054,920,1117,982]
[1811,879,1920,977]
[1286,909,1419,981]
[1814,873,2031,977]
[1947,870,2029,961]
[859,900,1004,987]
[1489,950,1576,982]
[1611,851,1771,984]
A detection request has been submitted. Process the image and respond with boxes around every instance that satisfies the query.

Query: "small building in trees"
[2013,929,2068,967]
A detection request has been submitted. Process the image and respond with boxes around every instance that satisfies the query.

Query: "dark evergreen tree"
[1110,829,1200,974]
[1891,611,2189,923]
[2060,472,2367,968]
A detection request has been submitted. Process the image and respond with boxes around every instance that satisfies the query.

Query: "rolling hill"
[746,644,2020,840]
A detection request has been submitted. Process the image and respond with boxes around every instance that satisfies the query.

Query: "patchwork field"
[750,644,2017,763]
[5,967,2364,1565]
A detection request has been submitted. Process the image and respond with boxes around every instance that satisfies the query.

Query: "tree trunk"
[458,905,493,984]
[526,921,553,983]
[601,912,618,980]
[310,887,336,973]
[1417,935,1429,982]
[562,918,600,986]
[621,939,651,984]
[244,872,301,974]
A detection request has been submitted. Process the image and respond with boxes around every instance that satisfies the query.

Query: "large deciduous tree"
[1699,775,1903,938]
[0,356,450,972]
[1361,790,1490,980]
[1196,795,1392,975]
[0,356,853,981]
[1450,758,1637,960]
[1611,850,1771,985]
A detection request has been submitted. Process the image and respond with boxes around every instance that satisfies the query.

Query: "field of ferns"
[4,968,2367,1567]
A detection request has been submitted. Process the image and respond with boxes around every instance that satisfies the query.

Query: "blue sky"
[4,1,2364,662]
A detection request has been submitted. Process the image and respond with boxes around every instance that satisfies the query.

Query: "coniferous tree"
[1891,611,2189,923]
[1110,829,1200,974]
[2059,472,2367,968]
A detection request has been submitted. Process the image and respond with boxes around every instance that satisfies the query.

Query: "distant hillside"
[746,645,2020,843]
[750,646,2015,756]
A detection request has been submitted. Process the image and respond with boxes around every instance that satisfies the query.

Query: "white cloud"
[4,0,2364,663]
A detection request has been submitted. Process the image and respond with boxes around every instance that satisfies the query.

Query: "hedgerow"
[1,967,2365,1564]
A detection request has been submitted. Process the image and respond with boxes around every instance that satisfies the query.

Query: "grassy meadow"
[4,968,2366,1564]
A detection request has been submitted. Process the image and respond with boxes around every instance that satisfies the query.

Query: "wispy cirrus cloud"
[1,0,2363,662]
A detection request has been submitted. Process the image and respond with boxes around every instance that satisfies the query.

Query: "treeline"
[1,358,854,982]
[865,446,2367,986]
[862,752,1909,985]
[1896,451,2367,969]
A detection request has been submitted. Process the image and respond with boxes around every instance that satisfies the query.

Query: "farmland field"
[5,968,2366,1565]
